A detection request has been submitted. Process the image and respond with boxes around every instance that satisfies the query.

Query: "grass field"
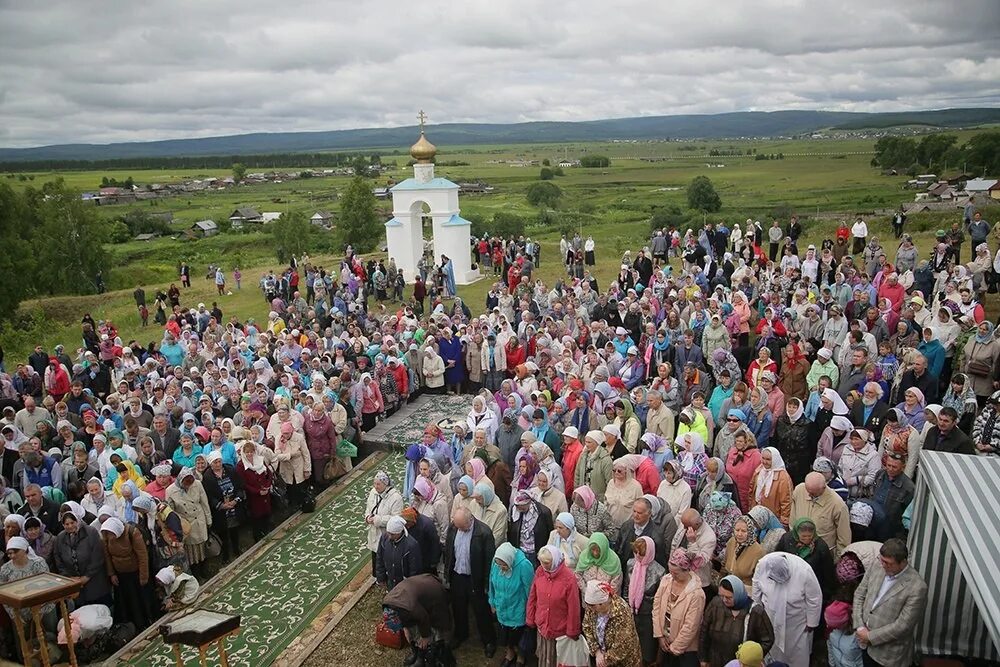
[1,133,994,362]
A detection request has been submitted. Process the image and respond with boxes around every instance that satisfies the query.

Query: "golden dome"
[410,131,437,163]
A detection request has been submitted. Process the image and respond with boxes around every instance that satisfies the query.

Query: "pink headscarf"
[628,536,655,612]
[574,485,597,511]
[468,458,487,482]
[413,477,436,502]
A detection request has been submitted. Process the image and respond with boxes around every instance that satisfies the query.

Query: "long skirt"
[585,250,595,266]
[114,571,154,630]
[184,539,208,566]
[537,634,557,667]
[362,411,378,431]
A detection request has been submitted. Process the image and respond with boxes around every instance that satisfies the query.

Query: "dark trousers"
[660,650,699,667]
[769,243,779,261]
[449,572,496,646]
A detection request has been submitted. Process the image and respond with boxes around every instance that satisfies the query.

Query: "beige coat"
[790,484,852,558]
[652,574,706,653]
[480,342,507,374]
[423,354,445,389]
[465,340,483,383]
[645,405,676,442]
[962,336,1000,397]
[273,432,312,485]
[165,480,212,545]
[473,497,508,546]
[364,486,404,552]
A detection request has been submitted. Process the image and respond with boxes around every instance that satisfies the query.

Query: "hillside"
[2,108,998,163]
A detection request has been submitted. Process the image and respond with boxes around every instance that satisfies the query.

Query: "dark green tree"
[33,180,110,295]
[0,184,35,319]
[916,134,956,168]
[539,167,554,180]
[965,132,1000,175]
[686,175,722,213]
[231,163,246,183]
[526,181,562,207]
[339,176,382,251]
[269,211,315,263]
[649,205,690,231]
[579,155,611,168]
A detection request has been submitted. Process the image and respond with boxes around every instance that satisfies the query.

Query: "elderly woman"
[583,579,642,667]
[623,536,665,666]
[675,432,708,491]
[721,515,763,591]
[894,387,927,432]
[472,483,508,546]
[235,439,275,542]
[364,470,403,575]
[166,467,212,579]
[488,543,535,667]
[81,476,122,519]
[411,477,449,548]
[303,401,340,485]
[1,537,59,632]
[528,545,582,667]
[972,390,1000,456]
[745,505,787,554]
[508,489,554,568]
[751,552,823,667]
[155,565,200,611]
[418,457,453,509]
[605,459,643,526]
[749,447,793,527]
[101,517,152,628]
[695,457,735,512]
[535,468,568,518]
[703,491,743,563]
[273,421,311,509]
[699,575,774,667]
[837,429,881,499]
[570,486,618,542]
[657,460,692,523]
[575,532,623,595]
[776,518,836,601]
[652,548,707,665]
[201,450,245,563]
[452,475,478,517]
[547,511,588,568]
[53,503,110,605]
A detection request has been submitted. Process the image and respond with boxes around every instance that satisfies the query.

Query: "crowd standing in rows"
[0,205,994,665]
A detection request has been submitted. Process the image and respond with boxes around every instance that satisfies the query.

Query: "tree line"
[0,180,110,320]
[0,152,387,173]
[871,131,1000,176]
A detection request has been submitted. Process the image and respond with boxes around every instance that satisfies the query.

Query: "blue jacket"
[917,339,945,378]
[487,544,535,628]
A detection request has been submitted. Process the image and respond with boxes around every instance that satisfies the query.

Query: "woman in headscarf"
[570,486,618,542]
[810,386,849,445]
[165,466,212,579]
[772,397,813,485]
[528,545,582,667]
[778,343,810,401]
[418,457,453,510]
[411,477,449,548]
[877,408,921,477]
[155,564,200,611]
[776,517,836,601]
[651,548,706,665]
[656,460,692,524]
[605,459,643,526]
[100,516,153,628]
[963,320,1000,406]
[582,578,642,667]
[201,450,245,563]
[574,532,623,594]
[972,390,1000,457]
[547,511,588,569]
[674,432,708,491]
[235,439,275,542]
[699,574,774,667]
[623,536,665,666]
[751,552,823,667]
[466,395,498,443]
[749,446,792,527]
[472,483,508,546]
[695,457,735,513]
[725,428,761,512]
[612,399,642,454]
[53,502,110,606]
[1,536,57,630]
[0,475,23,515]
[721,515,763,591]
[745,505,787,554]
[818,415,855,466]
[488,542,535,667]
[703,491,743,562]
[941,372,979,434]
[452,474,477,517]
[745,386,773,449]
[510,488,554,568]
[894,386,927,432]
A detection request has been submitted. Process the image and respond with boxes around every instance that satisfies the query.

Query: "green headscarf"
[574,532,622,577]
[791,517,817,559]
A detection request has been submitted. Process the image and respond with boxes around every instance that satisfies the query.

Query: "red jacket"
[302,412,338,459]
[390,363,409,396]
[725,446,762,512]
[634,457,661,496]
[561,440,583,501]
[236,463,273,519]
[526,563,582,640]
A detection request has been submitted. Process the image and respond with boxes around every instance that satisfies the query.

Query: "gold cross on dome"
[417,110,428,133]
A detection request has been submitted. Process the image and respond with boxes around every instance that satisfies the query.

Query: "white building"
[384,125,479,285]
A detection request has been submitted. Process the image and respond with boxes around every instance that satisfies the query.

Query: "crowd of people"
[0,204,995,665]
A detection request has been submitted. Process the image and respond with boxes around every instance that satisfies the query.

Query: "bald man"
[669,508,717,588]
[791,472,852,558]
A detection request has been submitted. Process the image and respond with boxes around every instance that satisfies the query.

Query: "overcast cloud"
[0,0,998,147]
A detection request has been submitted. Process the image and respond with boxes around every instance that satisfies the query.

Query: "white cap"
[562,426,579,439]
[817,347,832,359]
[615,327,627,336]
[627,346,639,356]
[602,424,620,437]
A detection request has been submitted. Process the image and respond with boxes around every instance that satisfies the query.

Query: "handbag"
[323,458,347,483]
[205,533,223,559]
[555,635,590,667]
[300,484,316,513]
[967,344,992,377]
[375,608,406,649]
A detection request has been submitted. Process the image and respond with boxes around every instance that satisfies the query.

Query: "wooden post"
[59,599,78,667]
[10,612,32,667]
[217,638,230,667]
[198,644,208,666]
[172,644,184,667]
[31,606,50,666]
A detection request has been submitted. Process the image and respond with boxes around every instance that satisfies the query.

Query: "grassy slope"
[2,134,991,362]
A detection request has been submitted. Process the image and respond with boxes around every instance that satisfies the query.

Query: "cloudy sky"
[1,0,998,147]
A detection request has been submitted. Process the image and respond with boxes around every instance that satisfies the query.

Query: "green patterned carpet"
[374,393,474,450]
[125,452,404,666]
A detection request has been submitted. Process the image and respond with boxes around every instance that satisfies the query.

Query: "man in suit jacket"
[853,538,928,667]
[444,507,496,656]
[149,413,180,456]
[613,496,672,569]
[849,383,890,442]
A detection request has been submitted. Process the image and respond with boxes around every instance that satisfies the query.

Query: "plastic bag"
[555,634,589,667]
[58,604,113,644]
[336,439,358,458]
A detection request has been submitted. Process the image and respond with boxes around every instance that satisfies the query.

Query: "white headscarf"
[100,517,126,538]
[754,447,786,502]
[238,440,266,474]
[821,388,849,415]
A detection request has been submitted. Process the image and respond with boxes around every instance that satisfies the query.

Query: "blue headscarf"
[721,574,750,609]
[530,407,551,442]
[457,475,475,496]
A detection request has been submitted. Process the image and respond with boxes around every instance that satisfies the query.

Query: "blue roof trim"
[443,214,472,227]
[390,177,459,191]
[384,217,404,228]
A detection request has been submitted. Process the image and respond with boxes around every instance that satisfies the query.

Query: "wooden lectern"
[159,609,241,666]
[0,572,84,667]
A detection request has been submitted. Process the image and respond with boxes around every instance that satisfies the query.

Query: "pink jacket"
[302,412,338,459]
[726,446,762,511]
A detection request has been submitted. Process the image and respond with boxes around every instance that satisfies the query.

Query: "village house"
[310,211,333,228]
[261,212,282,223]
[190,220,218,237]
[228,207,262,229]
